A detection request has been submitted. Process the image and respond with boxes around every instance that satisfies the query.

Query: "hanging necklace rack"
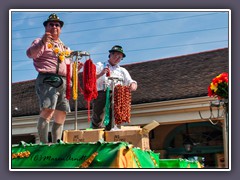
[70,50,90,130]
[106,76,123,130]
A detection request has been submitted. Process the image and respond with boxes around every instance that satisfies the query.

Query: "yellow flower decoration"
[60,51,65,56]
[47,43,53,49]
[53,48,60,54]
[58,55,65,62]
[65,50,70,57]
[47,41,70,63]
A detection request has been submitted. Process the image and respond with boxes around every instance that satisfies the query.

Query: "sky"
[10,9,229,83]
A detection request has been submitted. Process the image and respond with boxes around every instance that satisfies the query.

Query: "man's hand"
[97,67,110,79]
[78,62,84,71]
[41,32,52,44]
[129,82,137,91]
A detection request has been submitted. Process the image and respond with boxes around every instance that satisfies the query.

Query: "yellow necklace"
[47,39,70,63]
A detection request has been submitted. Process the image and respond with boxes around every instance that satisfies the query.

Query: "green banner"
[12,141,201,169]
[159,159,202,168]
[11,141,160,169]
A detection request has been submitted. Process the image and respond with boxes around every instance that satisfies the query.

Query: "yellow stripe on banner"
[72,62,78,100]
[78,152,98,168]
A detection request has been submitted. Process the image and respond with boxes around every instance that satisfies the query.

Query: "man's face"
[109,52,123,66]
[45,21,61,37]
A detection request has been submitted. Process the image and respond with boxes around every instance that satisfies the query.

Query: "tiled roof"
[12,48,229,117]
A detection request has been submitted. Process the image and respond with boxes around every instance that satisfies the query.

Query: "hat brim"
[43,20,64,27]
[109,50,126,58]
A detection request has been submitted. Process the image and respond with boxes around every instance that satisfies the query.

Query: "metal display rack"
[70,51,90,130]
[105,76,123,130]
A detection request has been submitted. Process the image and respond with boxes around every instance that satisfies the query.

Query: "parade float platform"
[11,141,202,169]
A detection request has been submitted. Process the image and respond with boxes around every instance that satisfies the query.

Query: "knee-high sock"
[37,117,49,143]
[51,122,63,143]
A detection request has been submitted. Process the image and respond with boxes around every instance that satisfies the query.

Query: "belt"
[39,72,66,78]
[98,90,112,93]
[98,90,105,93]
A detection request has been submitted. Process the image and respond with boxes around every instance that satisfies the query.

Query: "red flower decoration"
[208,72,228,99]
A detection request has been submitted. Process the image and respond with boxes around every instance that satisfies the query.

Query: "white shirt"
[96,61,137,91]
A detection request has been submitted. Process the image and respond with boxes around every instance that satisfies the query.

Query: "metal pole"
[74,100,78,130]
[107,77,123,130]
[223,102,229,168]
[74,55,79,130]
[70,51,90,130]
[111,79,116,129]
[111,80,115,126]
